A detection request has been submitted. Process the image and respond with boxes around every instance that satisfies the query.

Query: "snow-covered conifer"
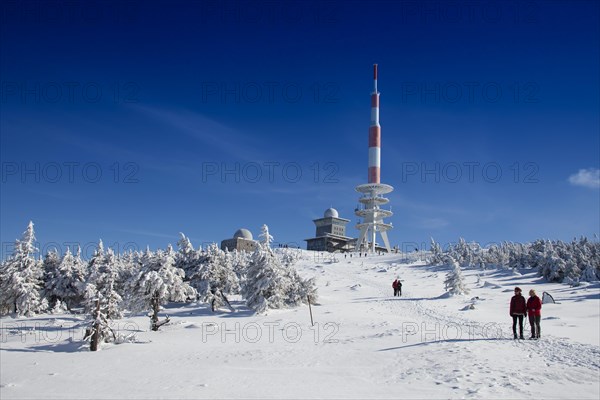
[243,243,316,313]
[429,238,444,266]
[539,245,566,282]
[84,241,124,319]
[176,233,205,285]
[192,244,240,303]
[127,248,195,327]
[42,249,61,301]
[259,224,274,248]
[444,256,470,296]
[0,221,47,316]
[45,247,87,310]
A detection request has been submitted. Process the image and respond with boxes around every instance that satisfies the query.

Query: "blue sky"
[1,0,599,258]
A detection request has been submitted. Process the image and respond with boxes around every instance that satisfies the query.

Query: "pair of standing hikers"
[392,278,402,297]
[509,287,542,339]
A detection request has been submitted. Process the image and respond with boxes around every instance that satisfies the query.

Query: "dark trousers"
[512,315,524,338]
[393,288,398,296]
[529,315,541,338]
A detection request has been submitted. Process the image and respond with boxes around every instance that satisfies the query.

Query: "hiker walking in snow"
[527,289,542,339]
[392,279,399,296]
[509,287,526,339]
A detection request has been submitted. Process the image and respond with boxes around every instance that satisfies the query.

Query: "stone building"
[220,228,258,252]
[304,208,356,252]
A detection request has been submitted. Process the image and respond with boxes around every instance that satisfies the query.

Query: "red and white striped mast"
[355,64,394,253]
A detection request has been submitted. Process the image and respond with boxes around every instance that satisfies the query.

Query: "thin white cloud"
[418,218,450,230]
[568,168,600,189]
[129,104,262,162]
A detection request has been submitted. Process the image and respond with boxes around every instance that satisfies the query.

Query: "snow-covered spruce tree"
[176,234,209,297]
[0,221,47,316]
[194,244,240,304]
[242,243,316,313]
[84,241,124,319]
[429,238,445,266]
[507,242,527,272]
[539,244,567,282]
[127,247,195,329]
[45,247,87,311]
[284,266,318,307]
[526,239,547,271]
[563,241,582,283]
[578,237,600,281]
[259,224,274,248]
[175,233,202,280]
[444,256,469,296]
[279,247,302,267]
[118,249,140,290]
[455,238,470,266]
[484,242,512,269]
[228,248,250,294]
[42,249,61,302]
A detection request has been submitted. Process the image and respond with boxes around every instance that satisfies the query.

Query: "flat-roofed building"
[305,208,356,252]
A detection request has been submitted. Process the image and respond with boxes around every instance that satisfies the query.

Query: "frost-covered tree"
[279,247,302,267]
[429,238,444,266]
[42,249,61,299]
[127,247,195,329]
[259,224,274,248]
[444,256,469,296]
[0,221,47,316]
[425,235,599,283]
[84,241,123,319]
[539,246,566,282]
[243,243,316,313]
[119,249,139,289]
[45,247,87,310]
[175,233,202,279]
[193,244,240,303]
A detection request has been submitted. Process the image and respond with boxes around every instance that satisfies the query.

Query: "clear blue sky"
[1,0,599,258]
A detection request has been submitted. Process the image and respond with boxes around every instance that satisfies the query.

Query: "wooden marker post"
[307,295,314,326]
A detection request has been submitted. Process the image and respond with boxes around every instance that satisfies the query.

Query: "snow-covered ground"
[1,251,599,399]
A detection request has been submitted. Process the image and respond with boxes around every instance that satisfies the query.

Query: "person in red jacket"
[509,287,527,339]
[392,279,399,296]
[527,289,542,339]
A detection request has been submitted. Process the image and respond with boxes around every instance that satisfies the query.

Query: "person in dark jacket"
[527,289,542,339]
[397,279,402,296]
[509,287,527,339]
[392,279,399,296]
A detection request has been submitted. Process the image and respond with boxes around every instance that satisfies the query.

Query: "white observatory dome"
[324,208,339,218]
[233,228,253,240]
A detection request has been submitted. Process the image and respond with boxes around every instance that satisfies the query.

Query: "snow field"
[1,250,599,399]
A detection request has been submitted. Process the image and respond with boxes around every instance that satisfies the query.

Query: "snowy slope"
[1,251,599,399]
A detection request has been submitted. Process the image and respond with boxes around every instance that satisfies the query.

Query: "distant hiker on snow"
[392,278,402,297]
[509,287,526,339]
[527,289,542,339]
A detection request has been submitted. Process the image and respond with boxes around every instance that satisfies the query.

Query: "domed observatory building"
[304,208,356,252]
[220,228,258,252]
